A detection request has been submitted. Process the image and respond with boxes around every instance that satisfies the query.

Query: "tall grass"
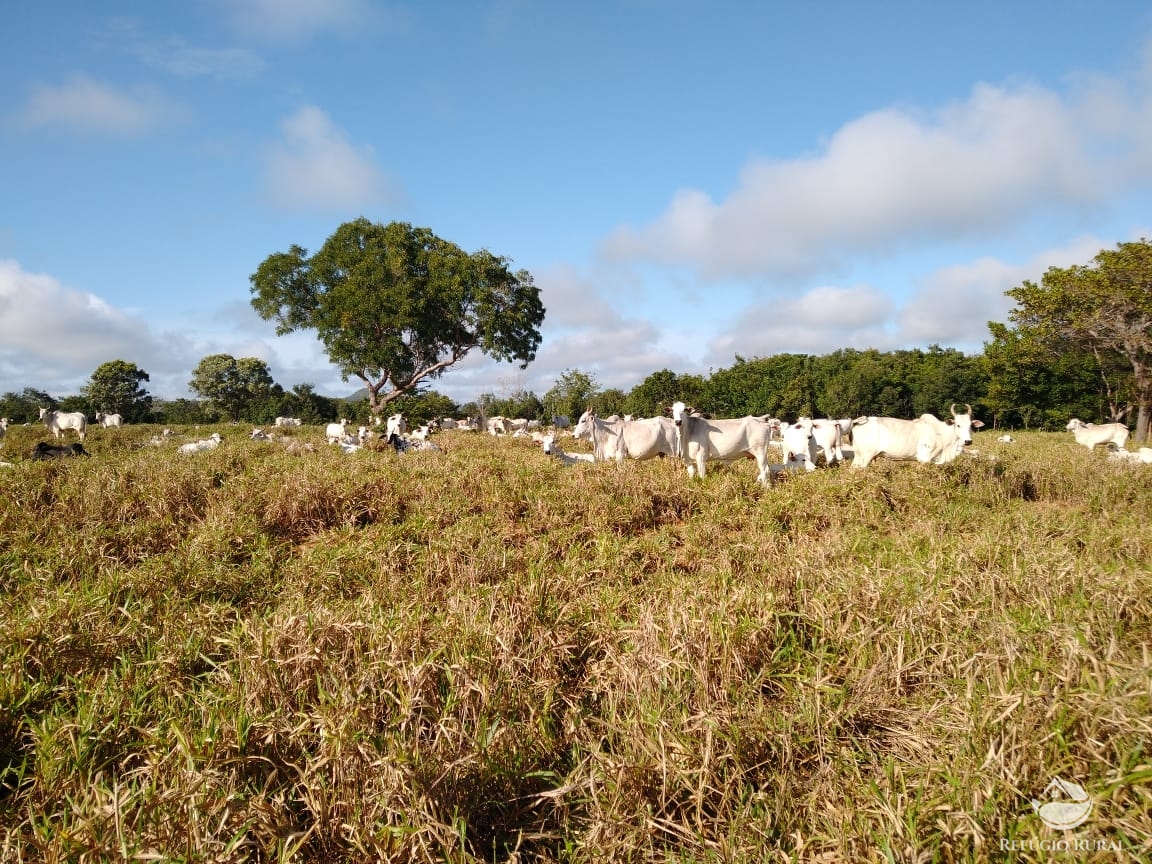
[0,424,1149,862]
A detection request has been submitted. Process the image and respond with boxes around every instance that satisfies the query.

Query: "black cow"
[30,441,90,460]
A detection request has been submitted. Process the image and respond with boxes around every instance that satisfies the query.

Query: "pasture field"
[0,423,1149,863]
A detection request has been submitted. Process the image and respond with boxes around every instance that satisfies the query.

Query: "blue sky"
[3,1,1152,405]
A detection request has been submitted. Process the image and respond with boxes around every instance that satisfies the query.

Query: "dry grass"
[0,424,1149,862]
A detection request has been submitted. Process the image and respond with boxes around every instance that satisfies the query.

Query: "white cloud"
[135,40,266,80]
[0,260,192,396]
[12,77,178,136]
[705,284,895,366]
[221,0,401,41]
[602,79,1152,281]
[264,105,402,211]
[896,234,1115,349]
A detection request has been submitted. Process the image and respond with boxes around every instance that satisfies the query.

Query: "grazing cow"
[250,428,271,441]
[274,416,303,427]
[487,416,511,436]
[669,402,775,483]
[95,412,123,428]
[551,415,571,430]
[439,417,459,430]
[997,434,1015,444]
[325,419,349,444]
[851,404,983,469]
[178,432,223,454]
[540,433,595,465]
[572,410,679,463]
[31,441,90,460]
[1066,418,1129,451]
[39,407,88,442]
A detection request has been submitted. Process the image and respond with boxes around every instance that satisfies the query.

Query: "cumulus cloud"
[264,105,402,211]
[12,77,178,136]
[705,284,896,367]
[603,80,1152,281]
[897,234,1115,349]
[701,234,1129,366]
[0,260,194,396]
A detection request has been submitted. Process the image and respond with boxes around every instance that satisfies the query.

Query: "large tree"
[250,219,545,416]
[82,360,153,422]
[189,354,275,422]
[1005,239,1152,442]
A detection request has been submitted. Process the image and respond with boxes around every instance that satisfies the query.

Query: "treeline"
[2,342,1125,434]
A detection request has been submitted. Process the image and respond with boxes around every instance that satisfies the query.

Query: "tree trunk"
[1136,403,1150,444]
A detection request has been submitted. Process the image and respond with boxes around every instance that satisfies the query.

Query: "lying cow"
[1066,418,1128,451]
[31,441,91,460]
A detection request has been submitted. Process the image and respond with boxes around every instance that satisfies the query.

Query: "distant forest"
[0,342,1127,433]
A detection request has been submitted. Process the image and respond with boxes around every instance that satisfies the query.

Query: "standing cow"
[39,407,88,442]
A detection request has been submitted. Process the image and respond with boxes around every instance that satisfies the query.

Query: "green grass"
[0,424,1149,862]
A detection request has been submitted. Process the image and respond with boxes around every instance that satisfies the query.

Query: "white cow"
[325,418,349,444]
[439,418,459,430]
[1066,418,1129,451]
[95,412,123,428]
[385,413,407,438]
[487,416,512,436]
[540,433,596,465]
[274,416,303,427]
[997,434,1015,444]
[811,419,845,465]
[178,432,222,454]
[572,410,679,463]
[851,404,983,468]
[777,418,818,472]
[669,402,775,484]
[0,417,7,444]
[551,415,571,430]
[39,407,88,442]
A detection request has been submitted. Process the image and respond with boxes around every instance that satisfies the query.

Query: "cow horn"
[965,403,972,415]
[950,403,958,417]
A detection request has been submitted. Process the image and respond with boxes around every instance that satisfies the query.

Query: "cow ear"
[971,419,985,428]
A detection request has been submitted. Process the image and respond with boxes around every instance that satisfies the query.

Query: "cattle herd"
[1,405,1150,474]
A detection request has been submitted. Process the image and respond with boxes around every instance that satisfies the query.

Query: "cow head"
[670,401,689,426]
[949,403,985,446]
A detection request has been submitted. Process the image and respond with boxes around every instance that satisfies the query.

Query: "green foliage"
[351,388,460,426]
[480,389,543,421]
[1005,238,1152,441]
[250,219,545,414]
[188,354,275,422]
[0,389,56,423]
[543,369,599,421]
[152,398,212,425]
[622,368,706,418]
[81,360,153,422]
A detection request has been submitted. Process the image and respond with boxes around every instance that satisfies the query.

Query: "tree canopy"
[1003,238,1152,441]
[189,354,275,422]
[81,360,153,422]
[250,219,545,415]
